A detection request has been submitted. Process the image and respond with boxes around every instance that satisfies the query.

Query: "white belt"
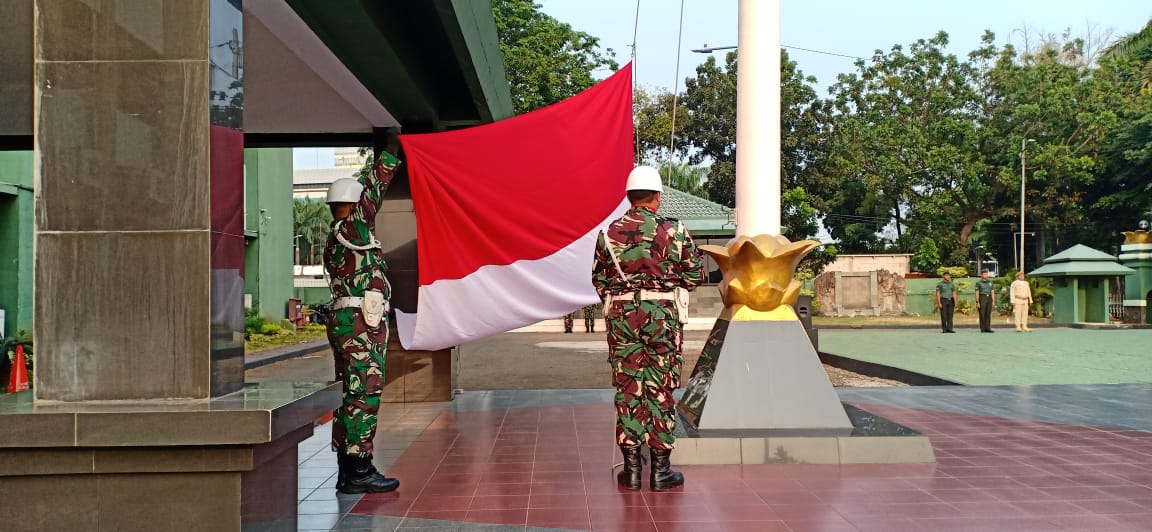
[333,296,391,313]
[332,297,363,310]
[615,289,676,301]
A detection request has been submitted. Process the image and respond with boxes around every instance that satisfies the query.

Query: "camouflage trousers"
[327,306,387,457]
[605,300,683,450]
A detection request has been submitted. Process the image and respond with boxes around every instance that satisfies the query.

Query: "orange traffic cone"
[8,344,29,392]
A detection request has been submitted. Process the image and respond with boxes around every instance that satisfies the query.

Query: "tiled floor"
[293,388,1152,531]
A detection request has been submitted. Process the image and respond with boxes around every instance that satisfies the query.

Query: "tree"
[634,87,692,163]
[677,49,830,245]
[657,161,709,198]
[294,198,332,265]
[910,237,942,273]
[491,0,619,115]
[1102,18,1152,91]
[825,30,1117,264]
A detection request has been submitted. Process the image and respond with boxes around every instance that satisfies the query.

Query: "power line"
[781,44,863,61]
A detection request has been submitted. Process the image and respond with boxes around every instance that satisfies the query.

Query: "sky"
[294,0,1151,170]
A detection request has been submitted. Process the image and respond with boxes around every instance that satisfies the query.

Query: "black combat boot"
[650,448,684,491]
[339,455,400,494]
[616,445,642,490]
[334,452,347,492]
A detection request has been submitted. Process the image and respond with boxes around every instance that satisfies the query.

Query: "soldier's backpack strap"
[601,230,633,288]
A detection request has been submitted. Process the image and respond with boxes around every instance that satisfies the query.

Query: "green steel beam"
[286,0,511,130]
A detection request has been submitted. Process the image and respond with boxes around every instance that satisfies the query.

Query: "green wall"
[0,151,33,338]
[294,286,333,306]
[243,148,294,321]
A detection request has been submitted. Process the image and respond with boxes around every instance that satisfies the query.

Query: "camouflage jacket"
[592,205,704,301]
[324,152,399,299]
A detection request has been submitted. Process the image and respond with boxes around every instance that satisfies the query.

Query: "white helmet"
[625,165,663,193]
[326,178,363,204]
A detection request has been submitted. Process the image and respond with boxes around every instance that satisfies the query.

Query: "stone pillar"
[33,0,243,401]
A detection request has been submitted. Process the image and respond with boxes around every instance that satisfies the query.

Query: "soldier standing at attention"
[582,304,597,333]
[324,149,401,494]
[593,165,704,491]
[936,272,957,333]
[975,270,997,333]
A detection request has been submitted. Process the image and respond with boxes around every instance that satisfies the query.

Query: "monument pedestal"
[0,381,339,531]
[675,318,934,465]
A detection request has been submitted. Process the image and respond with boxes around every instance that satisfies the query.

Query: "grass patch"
[245,324,327,353]
[812,315,1052,326]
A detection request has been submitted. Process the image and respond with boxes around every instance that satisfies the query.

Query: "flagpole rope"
[667,0,686,177]
[631,0,641,164]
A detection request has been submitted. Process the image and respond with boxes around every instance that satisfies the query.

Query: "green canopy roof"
[1029,244,1135,277]
[657,188,734,237]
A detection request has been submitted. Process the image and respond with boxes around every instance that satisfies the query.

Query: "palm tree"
[293,198,332,265]
[1104,18,1152,91]
[657,161,709,199]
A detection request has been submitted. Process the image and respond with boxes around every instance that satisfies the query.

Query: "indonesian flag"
[395,65,634,350]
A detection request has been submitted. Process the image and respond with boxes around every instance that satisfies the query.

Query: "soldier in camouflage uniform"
[582,304,597,333]
[593,165,704,491]
[323,150,401,494]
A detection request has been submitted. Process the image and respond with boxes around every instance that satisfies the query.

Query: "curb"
[245,338,330,370]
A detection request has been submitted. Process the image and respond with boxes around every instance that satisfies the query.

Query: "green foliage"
[634,88,692,162]
[1,330,33,393]
[704,161,735,208]
[799,244,838,277]
[956,299,974,315]
[937,266,969,278]
[244,307,286,338]
[1,330,32,359]
[822,28,1128,262]
[1029,276,1055,317]
[656,161,709,198]
[677,49,830,239]
[491,0,618,115]
[293,198,333,265]
[911,237,942,273]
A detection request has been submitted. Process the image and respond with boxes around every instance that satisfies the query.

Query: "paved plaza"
[265,327,1152,531]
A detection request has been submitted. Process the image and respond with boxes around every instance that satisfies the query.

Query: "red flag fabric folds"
[396,65,634,350]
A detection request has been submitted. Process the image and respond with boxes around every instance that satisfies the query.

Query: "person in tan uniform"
[1010,272,1034,332]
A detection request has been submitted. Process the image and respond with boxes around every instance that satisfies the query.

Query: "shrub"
[936,265,969,278]
[259,322,282,336]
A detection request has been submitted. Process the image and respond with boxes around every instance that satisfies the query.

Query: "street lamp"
[691,44,738,54]
[1019,138,1037,272]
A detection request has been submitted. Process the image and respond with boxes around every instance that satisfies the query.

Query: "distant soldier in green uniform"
[975,270,996,333]
[323,150,401,494]
[592,165,704,491]
[582,304,597,333]
[936,272,957,333]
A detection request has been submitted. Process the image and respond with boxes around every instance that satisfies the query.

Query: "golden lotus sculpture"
[700,234,820,321]
[1123,230,1152,244]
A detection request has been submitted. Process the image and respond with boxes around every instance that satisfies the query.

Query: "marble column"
[33,0,243,401]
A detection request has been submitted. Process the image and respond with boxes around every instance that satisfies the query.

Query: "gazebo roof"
[1029,244,1135,277]
[657,188,735,237]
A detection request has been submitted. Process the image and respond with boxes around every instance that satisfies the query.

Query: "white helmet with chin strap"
[625,165,663,193]
[326,178,363,204]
